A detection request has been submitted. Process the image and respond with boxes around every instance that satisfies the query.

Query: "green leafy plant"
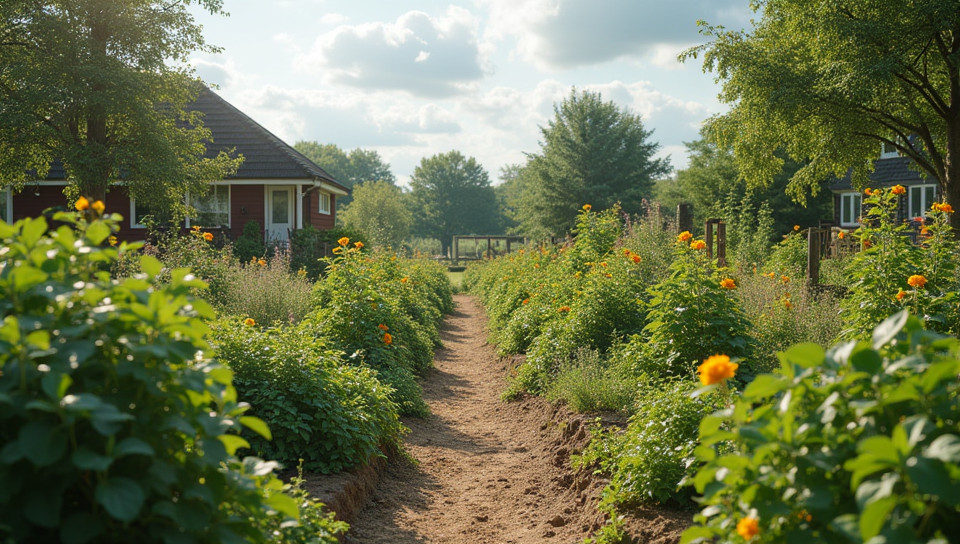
[217,245,314,326]
[231,220,266,264]
[683,312,960,544]
[0,210,341,543]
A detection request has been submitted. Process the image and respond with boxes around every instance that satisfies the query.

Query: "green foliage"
[209,318,403,473]
[217,246,314,326]
[293,142,395,208]
[408,150,501,255]
[515,89,671,238]
[545,348,634,414]
[578,378,724,506]
[338,180,413,249]
[763,228,808,282]
[683,313,960,544]
[231,220,266,264]
[626,238,755,381]
[0,2,240,205]
[840,189,959,339]
[0,211,341,543]
[289,224,364,280]
[685,0,960,208]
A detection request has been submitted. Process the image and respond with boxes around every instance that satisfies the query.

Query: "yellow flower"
[736,517,759,540]
[838,231,845,240]
[766,271,775,279]
[258,258,267,267]
[892,184,906,195]
[203,232,214,242]
[332,247,343,254]
[720,278,736,290]
[582,204,592,211]
[338,236,350,246]
[383,333,393,345]
[793,225,800,231]
[91,200,105,215]
[400,277,409,283]
[677,231,693,243]
[193,225,202,231]
[244,318,256,327]
[690,240,706,250]
[599,261,607,267]
[698,354,738,386]
[354,241,364,249]
[75,196,90,211]
[908,274,927,288]
[108,235,118,246]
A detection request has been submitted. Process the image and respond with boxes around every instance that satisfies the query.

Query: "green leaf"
[24,486,63,528]
[872,310,908,349]
[239,416,272,440]
[140,255,163,278]
[95,477,145,522]
[19,420,67,467]
[680,525,715,544]
[860,496,896,540]
[11,265,49,292]
[905,457,960,506]
[72,447,113,471]
[60,512,104,544]
[85,221,111,245]
[924,434,960,464]
[742,374,788,400]
[781,342,825,368]
[850,348,883,375]
[114,437,155,458]
[266,492,300,520]
[217,434,250,456]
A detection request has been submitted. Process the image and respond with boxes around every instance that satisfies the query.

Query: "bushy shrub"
[217,246,315,326]
[684,313,960,544]
[231,220,266,264]
[0,211,342,543]
[578,377,724,506]
[210,318,403,473]
[290,225,365,280]
[545,348,635,413]
[147,225,236,305]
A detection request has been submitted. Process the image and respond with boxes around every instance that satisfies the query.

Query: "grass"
[445,269,465,292]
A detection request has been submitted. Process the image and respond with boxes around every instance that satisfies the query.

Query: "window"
[130,199,155,229]
[318,192,331,215]
[191,185,230,227]
[909,184,937,219]
[881,141,900,158]
[0,188,9,223]
[840,192,862,227]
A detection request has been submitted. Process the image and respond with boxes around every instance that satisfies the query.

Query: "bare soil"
[310,294,690,543]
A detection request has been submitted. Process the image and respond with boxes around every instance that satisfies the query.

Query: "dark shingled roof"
[830,156,931,191]
[43,88,348,193]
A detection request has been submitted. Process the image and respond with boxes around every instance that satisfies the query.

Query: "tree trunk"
[77,14,111,204]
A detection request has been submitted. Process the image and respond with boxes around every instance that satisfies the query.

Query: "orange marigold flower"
[892,184,906,195]
[632,254,641,264]
[939,203,955,213]
[720,278,736,290]
[338,236,350,246]
[914,216,925,223]
[582,204,592,211]
[908,274,927,288]
[793,225,800,231]
[623,249,632,256]
[354,241,364,249]
[193,225,202,231]
[781,275,790,284]
[91,200,105,215]
[864,187,872,196]
[921,227,930,235]
[378,323,389,331]
[784,300,793,310]
[75,196,90,211]
[332,247,343,254]
[677,231,693,243]
[604,273,612,278]
[698,354,738,386]
[383,333,393,345]
[558,305,571,313]
[690,240,706,250]
[737,517,760,540]
[400,277,409,283]
[600,261,607,267]
[838,231,846,240]
[258,258,267,267]
[244,318,256,327]
[863,239,872,248]
[521,298,529,305]
[896,289,907,301]
[203,232,214,242]
[766,271,776,279]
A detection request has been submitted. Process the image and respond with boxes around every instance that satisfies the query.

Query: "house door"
[266,186,294,243]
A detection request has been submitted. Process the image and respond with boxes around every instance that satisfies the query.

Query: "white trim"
[318,192,331,215]
[0,187,11,223]
[296,184,303,230]
[318,181,349,196]
[908,184,938,218]
[265,185,295,242]
[839,192,862,227]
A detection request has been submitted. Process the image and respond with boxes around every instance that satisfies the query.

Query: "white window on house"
[840,192,862,227]
[318,192,331,215]
[191,185,230,228]
[881,141,900,159]
[909,184,937,219]
[0,188,10,223]
[130,199,155,229]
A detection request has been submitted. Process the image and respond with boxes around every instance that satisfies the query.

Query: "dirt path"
[340,294,607,543]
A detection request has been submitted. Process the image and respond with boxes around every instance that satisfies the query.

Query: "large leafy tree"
[0,0,239,209]
[685,0,960,226]
[408,150,499,256]
[338,180,412,249]
[294,141,395,207]
[516,89,671,238]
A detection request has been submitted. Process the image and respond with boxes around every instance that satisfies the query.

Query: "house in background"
[829,143,939,228]
[0,88,349,243]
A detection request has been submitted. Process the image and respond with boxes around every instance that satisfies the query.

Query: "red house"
[0,88,349,243]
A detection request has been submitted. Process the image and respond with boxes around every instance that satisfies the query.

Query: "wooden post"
[807,228,821,285]
[453,236,460,265]
[487,237,492,258]
[677,203,693,234]
[716,221,727,268]
[705,219,715,261]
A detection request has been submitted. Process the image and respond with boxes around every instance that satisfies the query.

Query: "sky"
[188,0,753,186]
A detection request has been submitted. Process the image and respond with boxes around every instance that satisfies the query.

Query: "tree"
[338,181,412,249]
[515,89,671,237]
[408,150,499,256]
[684,0,960,228]
[494,163,525,234]
[0,0,239,210]
[294,141,395,207]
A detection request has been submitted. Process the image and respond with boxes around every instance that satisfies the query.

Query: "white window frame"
[318,191,331,215]
[187,184,231,229]
[0,187,10,223]
[130,198,154,229]
[908,184,937,219]
[839,192,862,227]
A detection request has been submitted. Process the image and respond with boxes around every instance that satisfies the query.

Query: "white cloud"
[478,0,750,70]
[298,7,486,97]
[318,13,348,26]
